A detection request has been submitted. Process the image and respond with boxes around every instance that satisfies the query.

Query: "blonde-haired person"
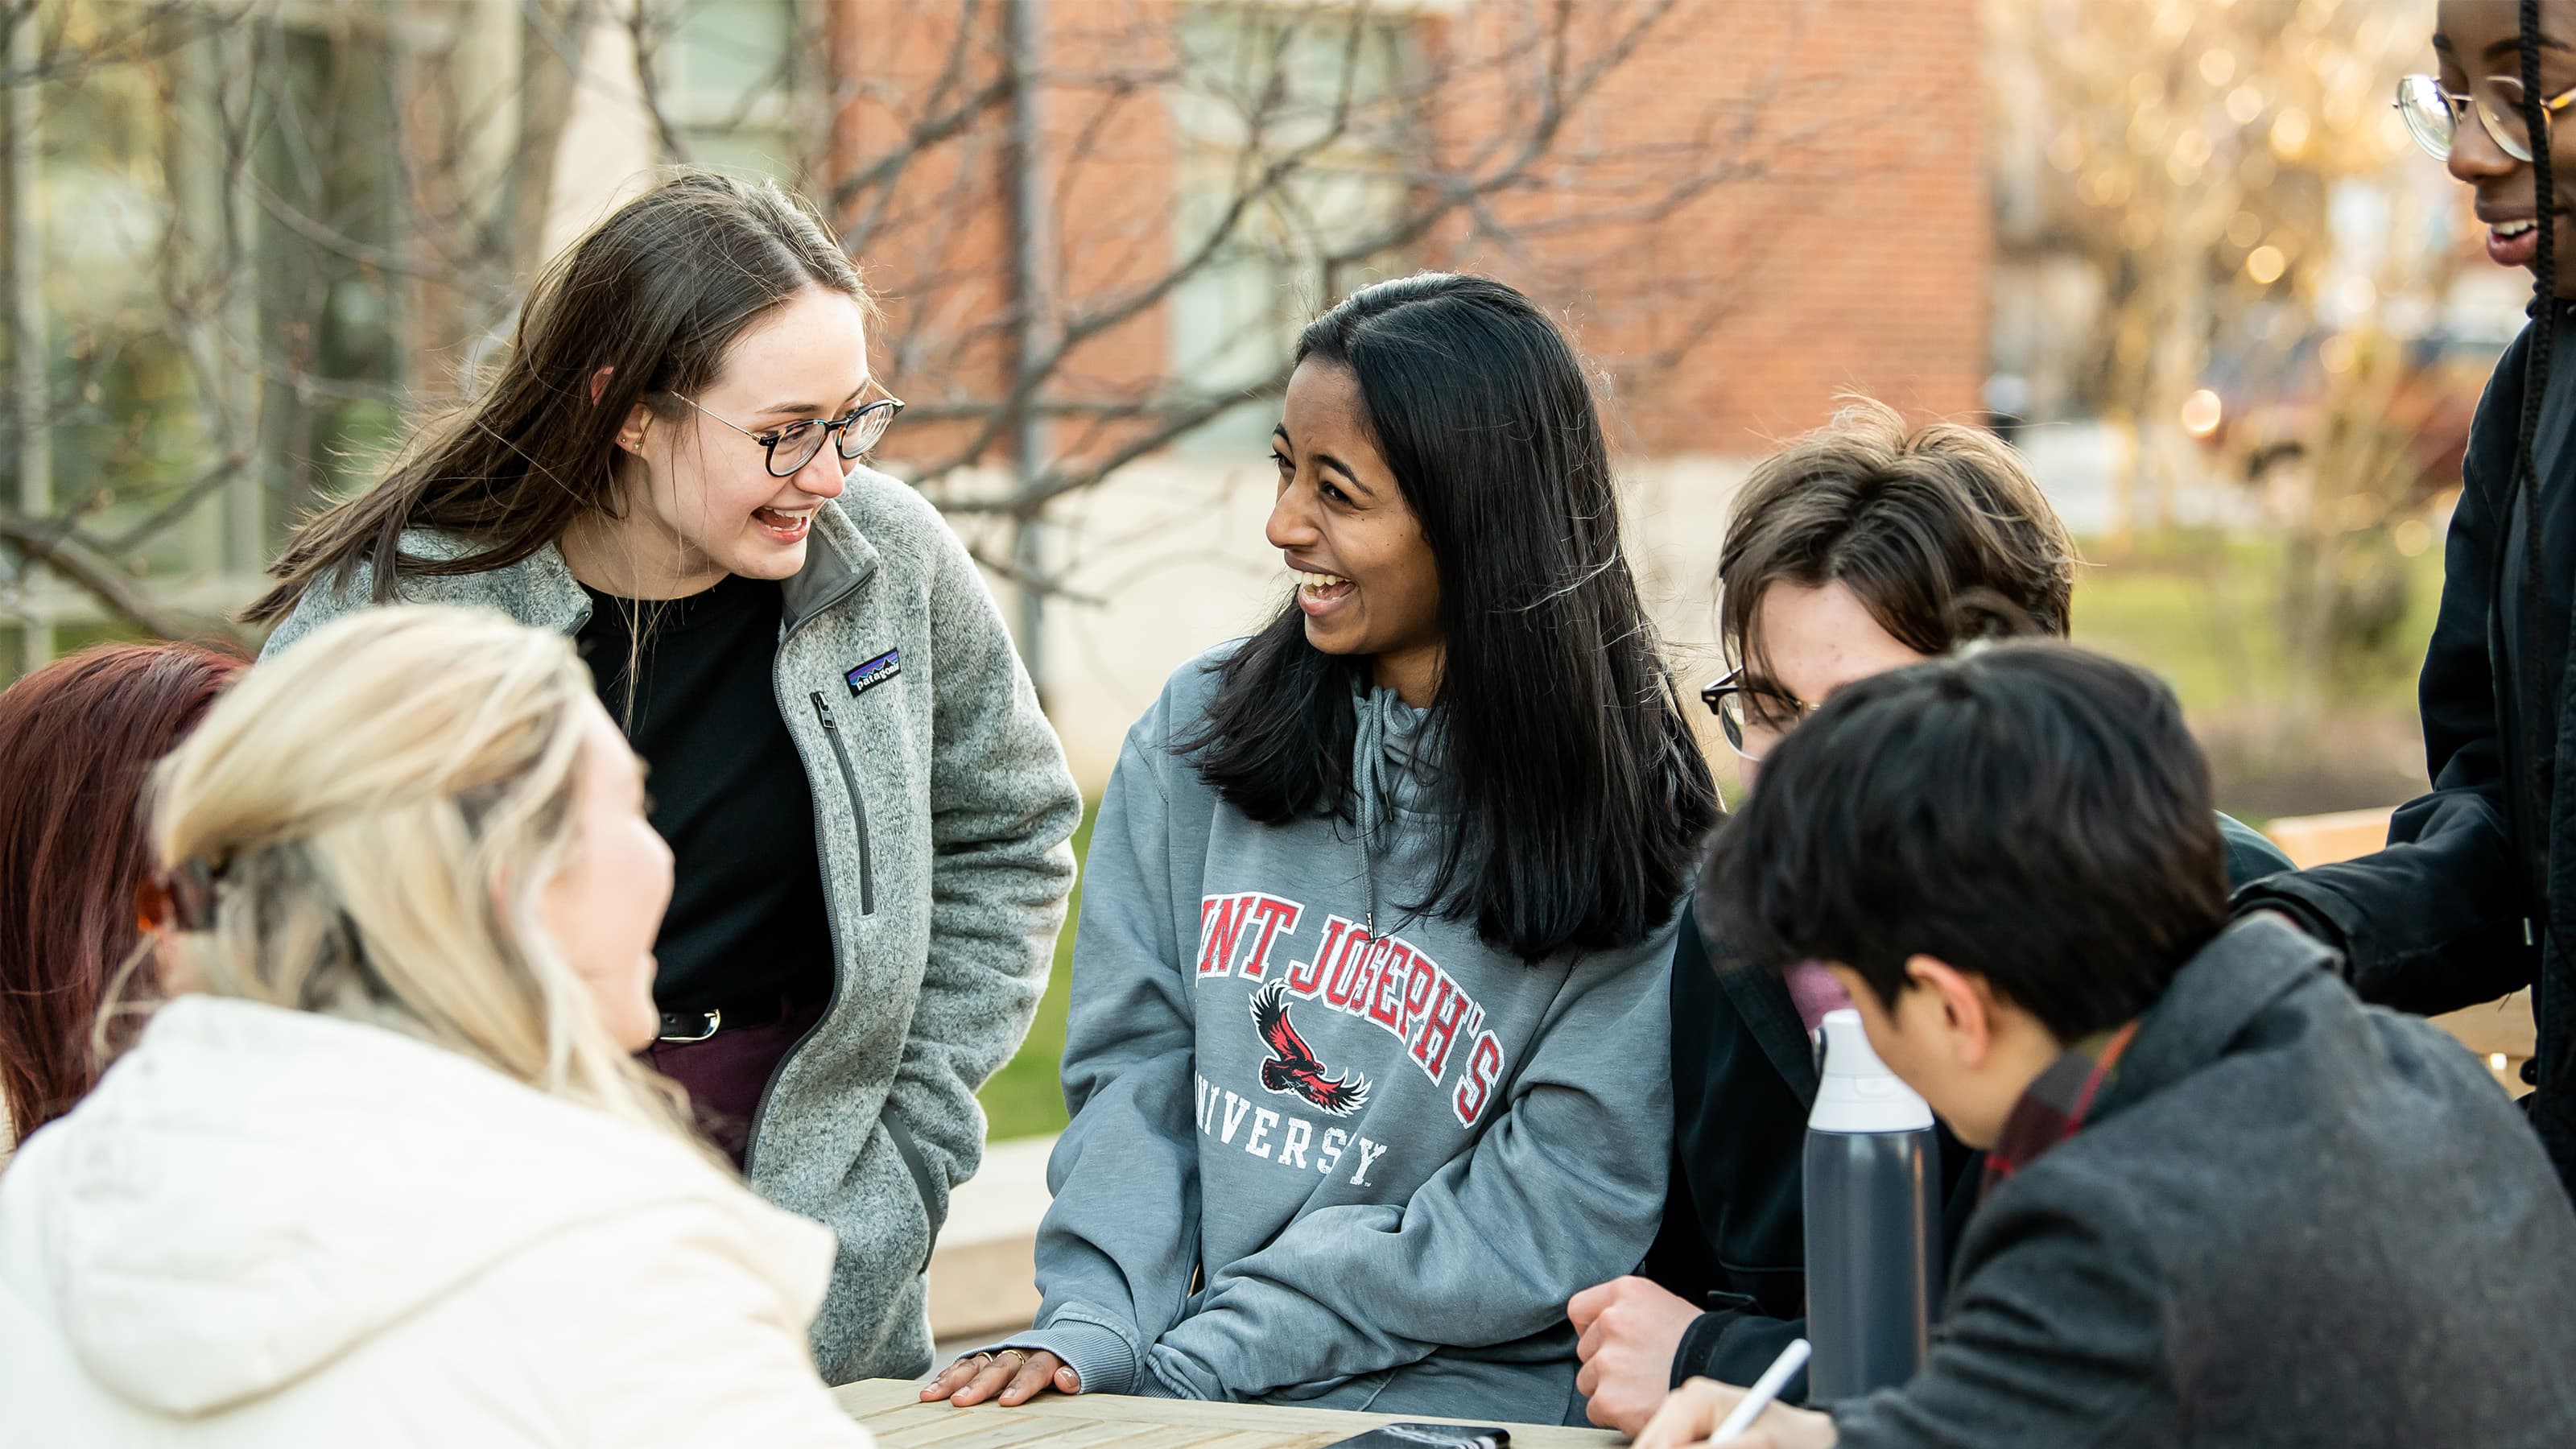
[244,168,1080,1381]
[0,605,872,1447]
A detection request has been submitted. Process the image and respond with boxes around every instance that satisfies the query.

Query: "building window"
[658,0,811,183]
[1168,5,1415,455]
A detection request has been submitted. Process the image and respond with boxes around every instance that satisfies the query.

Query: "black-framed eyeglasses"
[1699,668,1816,762]
[671,393,906,477]
[2395,72,2576,164]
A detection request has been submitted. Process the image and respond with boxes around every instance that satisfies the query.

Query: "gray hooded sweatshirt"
[1013,646,1676,1423]
[258,472,1082,1385]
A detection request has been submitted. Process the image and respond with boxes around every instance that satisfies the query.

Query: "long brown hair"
[0,642,245,1136]
[243,169,870,625]
[1718,397,2079,679]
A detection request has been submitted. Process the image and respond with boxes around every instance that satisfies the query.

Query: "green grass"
[978,800,1093,1141]
[2065,530,2447,720]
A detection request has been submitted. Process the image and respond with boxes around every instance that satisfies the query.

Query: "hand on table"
[1633,1376,1837,1449]
[1569,1275,1701,1436]
[921,1347,1079,1407]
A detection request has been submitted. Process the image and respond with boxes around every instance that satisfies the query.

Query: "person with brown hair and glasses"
[242,168,1080,1385]
[1567,398,2293,1435]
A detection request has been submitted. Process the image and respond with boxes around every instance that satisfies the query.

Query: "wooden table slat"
[836,1377,1624,1449]
[838,1396,1073,1449]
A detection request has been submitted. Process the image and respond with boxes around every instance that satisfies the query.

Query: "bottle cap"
[1809,1008,1934,1133]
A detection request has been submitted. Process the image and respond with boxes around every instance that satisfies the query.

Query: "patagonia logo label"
[844,648,902,697]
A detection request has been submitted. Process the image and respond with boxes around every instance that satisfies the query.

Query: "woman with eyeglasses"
[241,170,1083,1385]
[2240,0,2576,1200]
[1567,400,2293,1437]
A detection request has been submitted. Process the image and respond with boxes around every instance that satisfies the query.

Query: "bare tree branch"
[0,510,224,642]
[627,0,689,163]
[5,0,1805,646]
[932,356,1300,517]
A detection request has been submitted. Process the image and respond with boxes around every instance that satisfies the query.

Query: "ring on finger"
[996,1348,1029,1367]
[972,1352,995,1368]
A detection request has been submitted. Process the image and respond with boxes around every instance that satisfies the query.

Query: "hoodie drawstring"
[1350,685,1402,938]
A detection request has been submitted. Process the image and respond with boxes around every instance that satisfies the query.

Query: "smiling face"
[535,701,674,1052]
[570,286,875,599]
[2435,0,2576,295]
[1266,359,1445,704]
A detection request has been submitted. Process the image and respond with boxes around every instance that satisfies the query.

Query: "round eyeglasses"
[1699,669,1817,762]
[672,393,906,477]
[2394,72,2576,164]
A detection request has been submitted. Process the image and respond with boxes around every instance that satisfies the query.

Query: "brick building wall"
[822,0,1989,782]
[828,0,1986,460]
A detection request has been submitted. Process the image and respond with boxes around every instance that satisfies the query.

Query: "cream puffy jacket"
[0,995,873,1447]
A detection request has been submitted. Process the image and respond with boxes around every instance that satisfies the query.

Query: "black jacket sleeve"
[1657,917,1984,1400]
[1649,925,1816,1393]
[1674,1302,1809,1392]
[2234,331,2541,1015]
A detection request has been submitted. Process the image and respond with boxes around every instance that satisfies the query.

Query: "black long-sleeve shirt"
[576,576,834,1016]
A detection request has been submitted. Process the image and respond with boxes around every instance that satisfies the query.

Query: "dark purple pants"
[640,1000,825,1171]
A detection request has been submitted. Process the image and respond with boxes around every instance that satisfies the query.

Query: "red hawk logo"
[1250,980,1370,1116]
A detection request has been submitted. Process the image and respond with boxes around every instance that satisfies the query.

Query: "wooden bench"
[2262,807,2535,1092]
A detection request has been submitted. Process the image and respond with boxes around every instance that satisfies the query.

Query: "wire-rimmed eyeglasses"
[671,392,906,477]
[1699,668,1817,762]
[2394,72,2576,164]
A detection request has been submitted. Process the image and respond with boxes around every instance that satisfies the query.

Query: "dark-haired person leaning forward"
[246,169,1080,1384]
[1641,642,2576,1449]
[925,274,1721,1422]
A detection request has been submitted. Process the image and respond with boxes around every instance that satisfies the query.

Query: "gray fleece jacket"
[1015,646,1675,1423]
[258,469,1082,1384]
[1832,914,2576,1447]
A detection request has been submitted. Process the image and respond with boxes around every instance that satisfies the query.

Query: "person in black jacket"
[2235,0,2576,1201]
[1569,400,2293,1435]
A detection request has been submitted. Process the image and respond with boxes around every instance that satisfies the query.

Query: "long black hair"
[1179,273,1719,961]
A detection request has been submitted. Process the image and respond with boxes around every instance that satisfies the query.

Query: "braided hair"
[2517,0,2560,903]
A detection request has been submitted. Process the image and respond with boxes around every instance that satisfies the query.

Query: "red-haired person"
[0,642,245,1158]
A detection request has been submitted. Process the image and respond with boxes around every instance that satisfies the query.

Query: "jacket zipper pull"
[815,695,838,732]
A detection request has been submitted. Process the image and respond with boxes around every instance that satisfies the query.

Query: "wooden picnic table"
[837,1377,1626,1448]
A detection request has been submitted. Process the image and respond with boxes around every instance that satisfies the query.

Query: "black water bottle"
[1802,1007,1939,1406]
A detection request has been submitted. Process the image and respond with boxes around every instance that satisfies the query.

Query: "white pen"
[1706,1336,1813,1445]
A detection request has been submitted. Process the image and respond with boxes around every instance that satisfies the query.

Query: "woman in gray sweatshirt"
[926,274,1720,1424]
